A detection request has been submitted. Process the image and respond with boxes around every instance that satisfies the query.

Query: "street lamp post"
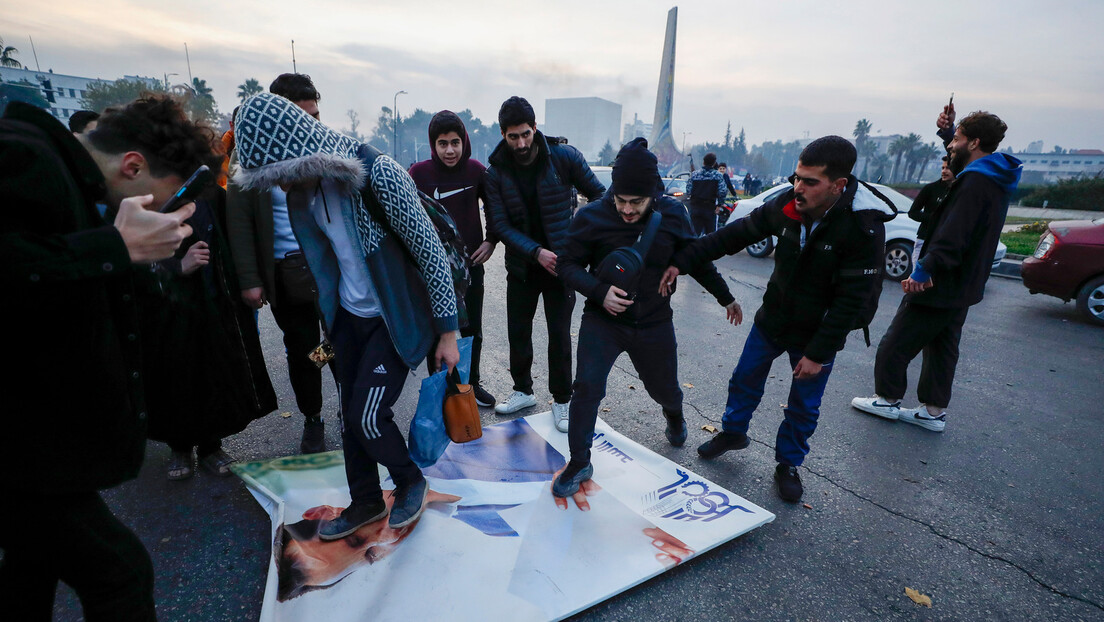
[392,90,407,160]
[682,131,692,154]
[163,72,179,90]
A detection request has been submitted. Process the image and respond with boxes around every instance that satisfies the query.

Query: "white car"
[727,183,1007,281]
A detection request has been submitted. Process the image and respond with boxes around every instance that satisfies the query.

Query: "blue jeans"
[722,324,834,467]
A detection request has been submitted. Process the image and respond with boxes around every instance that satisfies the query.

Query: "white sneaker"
[552,401,570,433]
[899,408,946,432]
[851,395,916,420]
[494,391,537,415]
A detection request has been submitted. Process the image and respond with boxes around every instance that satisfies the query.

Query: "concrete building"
[1018,150,1104,184]
[0,67,160,123]
[543,96,622,163]
[623,112,652,143]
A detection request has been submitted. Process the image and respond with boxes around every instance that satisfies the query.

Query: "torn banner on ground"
[233,414,774,622]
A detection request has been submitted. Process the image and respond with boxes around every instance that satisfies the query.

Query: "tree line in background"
[0,31,1082,187]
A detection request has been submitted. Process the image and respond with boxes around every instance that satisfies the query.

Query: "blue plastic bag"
[408,337,473,468]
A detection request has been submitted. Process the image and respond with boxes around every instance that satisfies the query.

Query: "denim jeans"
[722,323,834,467]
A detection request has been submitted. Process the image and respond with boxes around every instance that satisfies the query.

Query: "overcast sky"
[6,0,1102,152]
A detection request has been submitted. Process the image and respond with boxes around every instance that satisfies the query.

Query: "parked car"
[726,182,1007,281]
[1021,218,1104,326]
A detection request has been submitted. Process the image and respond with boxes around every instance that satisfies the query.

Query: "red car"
[1021,218,1104,326]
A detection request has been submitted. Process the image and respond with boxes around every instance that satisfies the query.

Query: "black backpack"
[356,145,472,328]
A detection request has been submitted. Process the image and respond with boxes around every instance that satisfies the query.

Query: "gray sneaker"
[494,391,537,415]
[552,401,570,433]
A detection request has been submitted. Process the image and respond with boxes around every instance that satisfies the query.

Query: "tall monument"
[648,7,688,175]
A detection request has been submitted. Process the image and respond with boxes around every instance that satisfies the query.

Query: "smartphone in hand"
[159,165,214,213]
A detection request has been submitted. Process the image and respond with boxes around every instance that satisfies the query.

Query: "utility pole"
[291,40,297,73]
[184,42,193,84]
[392,90,406,160]
[28,36,41,72]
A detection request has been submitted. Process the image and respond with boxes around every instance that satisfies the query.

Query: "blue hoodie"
[909,152,1022,307]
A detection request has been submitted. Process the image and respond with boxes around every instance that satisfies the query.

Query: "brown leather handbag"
[443,369,482,443]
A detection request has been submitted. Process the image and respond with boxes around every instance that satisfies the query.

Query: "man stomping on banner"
[552,138,738,501]
[662,136,894,503]
[233,93,459,539]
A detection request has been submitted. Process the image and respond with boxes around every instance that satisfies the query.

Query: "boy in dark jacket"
[552,138,738,500]
[409,110,497,407]
[663,136,893,502]
[907,154,954,265]
[853,111,1021,432]
[484,96,606,431]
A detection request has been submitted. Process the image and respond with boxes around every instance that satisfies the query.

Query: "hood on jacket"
[428,110,472,168]
[231,92,366,191]
[960,152,1022,195]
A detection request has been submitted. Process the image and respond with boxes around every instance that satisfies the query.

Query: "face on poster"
[234,415,774,622]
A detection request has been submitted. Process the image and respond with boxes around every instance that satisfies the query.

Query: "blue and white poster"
[234,414,774,621]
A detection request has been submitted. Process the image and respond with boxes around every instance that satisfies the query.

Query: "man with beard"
[552,138,738,499]
[227,73,334,454]
[661,136,894,502]
[484,96,605,432]
[852,111,1021,432]
[409,110,497,407]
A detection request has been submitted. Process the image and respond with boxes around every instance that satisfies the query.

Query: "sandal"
[198,449,236,477]
[168,450,195,480]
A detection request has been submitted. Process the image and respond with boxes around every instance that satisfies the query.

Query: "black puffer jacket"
[0,103,147,493]
[485,130,605,280]
[673,177,894,363]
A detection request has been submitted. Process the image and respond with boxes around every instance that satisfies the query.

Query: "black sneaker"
[300,415,326,454]
[664,413,688,447]
[473,384,495,408]
[697,431,750,459]
[318,498,388,540]
[552,461,594,498]
[388,477,429,529]
[774,464,803,502]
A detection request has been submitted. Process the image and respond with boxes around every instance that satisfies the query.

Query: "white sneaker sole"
[899,412,946,432]
[851,397,907,420]
[494,396,537,415]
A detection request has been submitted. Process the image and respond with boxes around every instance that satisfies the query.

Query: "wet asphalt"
[53,249,1104,621]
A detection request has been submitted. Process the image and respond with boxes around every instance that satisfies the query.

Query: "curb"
[991,258,1023,280]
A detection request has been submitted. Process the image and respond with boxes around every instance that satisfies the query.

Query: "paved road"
[54,249,1104,621]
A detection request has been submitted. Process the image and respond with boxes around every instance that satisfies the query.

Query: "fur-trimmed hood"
[231,92,366,191]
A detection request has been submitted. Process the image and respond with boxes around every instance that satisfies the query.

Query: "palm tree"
[191,77,213,99]
[898,133,924,182]
[853,118,872,176]
[237,78,263,102]
[913,142,943,182]
[887,136,910,183]
[0,37,21,68]
[870,154,892,182]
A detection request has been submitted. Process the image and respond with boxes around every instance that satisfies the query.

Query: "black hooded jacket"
[672,177,894,363]
[408,110,495,252]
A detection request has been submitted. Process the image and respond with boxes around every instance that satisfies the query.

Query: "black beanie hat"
[611,137,662,197]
